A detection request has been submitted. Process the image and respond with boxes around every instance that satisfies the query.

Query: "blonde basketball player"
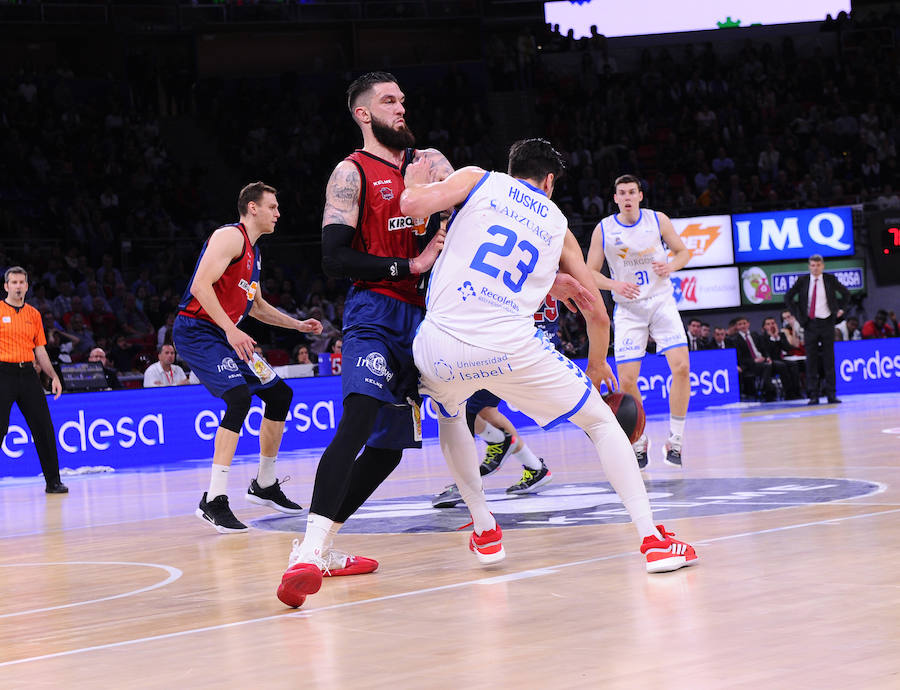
[587,175,691,468]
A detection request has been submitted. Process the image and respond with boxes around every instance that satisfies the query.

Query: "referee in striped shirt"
[1,266,68,493]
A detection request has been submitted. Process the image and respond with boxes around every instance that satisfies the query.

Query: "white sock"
[477,422,506,444]
[324,522,344,551]
[296,512,334,562]
[207,464,229,500]
[512,444,542,471]
[438,414,495,534]
[572,394,661,541]
[257,455,277,488]
[669,415,686,440]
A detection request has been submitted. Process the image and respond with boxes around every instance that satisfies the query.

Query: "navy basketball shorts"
[342,287,424,450]
[173,314,280,398]
[466,389,502,416]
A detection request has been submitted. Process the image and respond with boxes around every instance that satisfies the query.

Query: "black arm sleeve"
[321,224,413,281]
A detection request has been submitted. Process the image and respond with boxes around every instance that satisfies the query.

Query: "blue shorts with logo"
[173,314,280,398]
[342,286,423,450]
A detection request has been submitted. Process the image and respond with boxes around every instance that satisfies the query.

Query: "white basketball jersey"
[424,171,568,353]
[600,209,673,303]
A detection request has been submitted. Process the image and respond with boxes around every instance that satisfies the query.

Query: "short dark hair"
[238,181,277,216]
[614,174,642,192]
[347,71,398,112]
[701,322,710,328]
[809,253,824,263]
[762,316,776,326]
[507,138,566,182]
[688,318,701,326]
[727,317,739,327]
[4,266,27,282]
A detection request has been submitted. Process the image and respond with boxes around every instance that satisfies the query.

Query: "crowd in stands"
[1,7,898,391]
[535,10,900,244]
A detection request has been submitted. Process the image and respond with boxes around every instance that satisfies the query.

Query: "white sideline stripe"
[2,507,900,668]
[0,562,183,619]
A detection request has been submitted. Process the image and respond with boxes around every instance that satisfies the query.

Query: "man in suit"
[783,254,850,405]
[706,326,729,349]
[730,316,773,399]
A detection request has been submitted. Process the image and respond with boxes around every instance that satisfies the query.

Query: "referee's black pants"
[0,363,62,486]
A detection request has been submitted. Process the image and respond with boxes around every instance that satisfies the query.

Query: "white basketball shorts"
[613,292,687,363]
[413,319,594,429]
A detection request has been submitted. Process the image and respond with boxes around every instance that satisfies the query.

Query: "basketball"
[602,392,646,444]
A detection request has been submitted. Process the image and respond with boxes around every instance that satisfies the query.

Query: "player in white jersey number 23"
[401,139,698,573]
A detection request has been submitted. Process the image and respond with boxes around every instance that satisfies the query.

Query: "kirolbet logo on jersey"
[387,215,429,236]
[238,278,258,301]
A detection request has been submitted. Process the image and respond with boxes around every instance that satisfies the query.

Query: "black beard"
[371,116,416,151]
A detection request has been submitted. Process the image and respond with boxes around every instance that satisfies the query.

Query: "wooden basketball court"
[2,394,898,688]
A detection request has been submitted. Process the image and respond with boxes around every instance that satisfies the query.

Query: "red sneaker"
[640,524,699,573]
[469,523,506,565]
[321,550,379,577]
[276,562,323,608]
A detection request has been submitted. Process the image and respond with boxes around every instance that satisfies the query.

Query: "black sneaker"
[479,432,516,477]
[246,478,304,515]
[45,481,69,494]
[633,435,649,470]
[432,483,463,509]
[506,460,552,495]
[196,492,248,533]
[663,436,683,468]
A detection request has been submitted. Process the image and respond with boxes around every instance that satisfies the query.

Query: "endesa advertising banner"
[669,266,741,311]
[668,214,735,268]
[732,206,854,262]
[836,338,900,395]
[1,351,739,477]
[739,257,866,306]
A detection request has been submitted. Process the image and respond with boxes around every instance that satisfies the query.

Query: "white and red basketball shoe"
[469,523,506,565]
[277,562,323,608]
[640,524,699,573]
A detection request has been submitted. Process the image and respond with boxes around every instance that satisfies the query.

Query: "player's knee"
[260,380,293,422]
[220,385,252,432]
[669,357,690,379]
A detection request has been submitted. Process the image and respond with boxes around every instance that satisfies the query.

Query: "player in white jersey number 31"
[401,139,697,573]
[587,175,692,469]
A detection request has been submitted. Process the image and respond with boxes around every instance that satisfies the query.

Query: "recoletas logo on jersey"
[457,281,476,301]
[251,477,880,535]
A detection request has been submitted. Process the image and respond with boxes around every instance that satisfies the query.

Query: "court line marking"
[2,506,899,668]
[0,477,890,540]
[0,562,182,619]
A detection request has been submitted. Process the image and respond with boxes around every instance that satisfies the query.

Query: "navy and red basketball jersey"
[178,223,261,326]
[534,295,562,348]
[345,150,425,307]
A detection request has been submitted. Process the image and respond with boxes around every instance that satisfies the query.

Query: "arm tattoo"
[322,163,360,227]
[416,148,454,182]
